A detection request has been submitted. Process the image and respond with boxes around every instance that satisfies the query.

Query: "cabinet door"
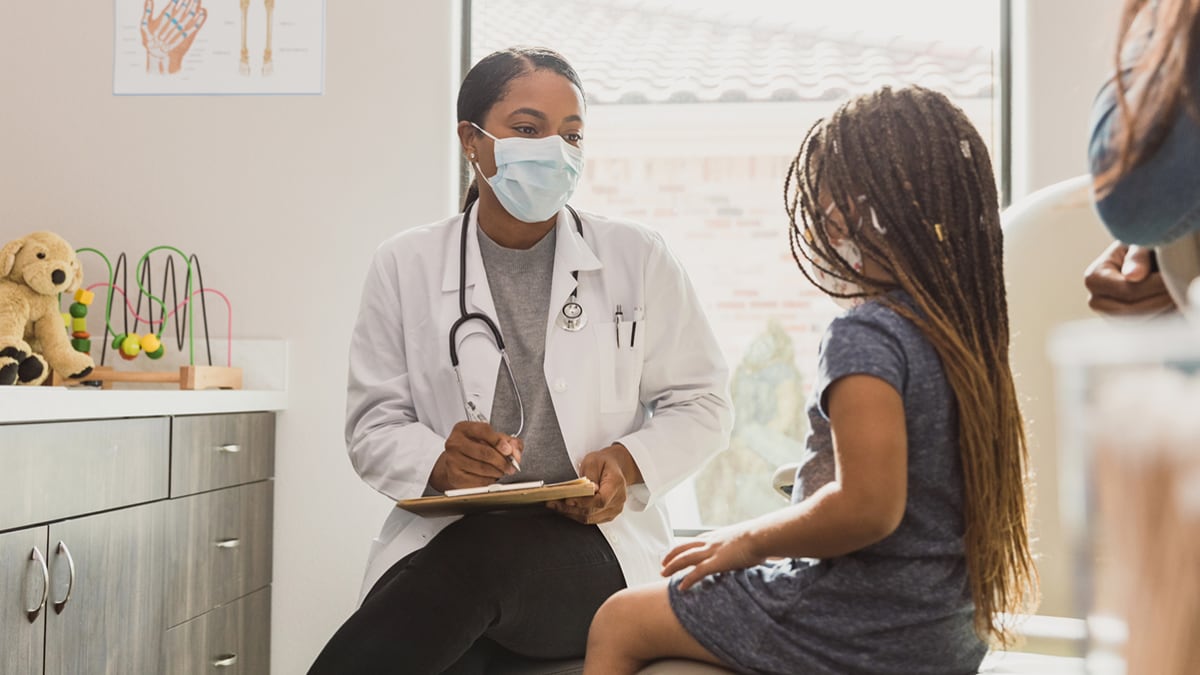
[0,526,49,675]
[45,501,166,675]
[166,481,274,627]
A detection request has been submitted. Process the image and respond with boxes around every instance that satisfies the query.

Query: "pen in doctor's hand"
[499,437,522,473]
[465,401,522,472]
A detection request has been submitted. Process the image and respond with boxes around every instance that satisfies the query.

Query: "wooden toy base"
[52,365,243,390]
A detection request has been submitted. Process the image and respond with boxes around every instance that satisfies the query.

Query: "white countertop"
[0,387,288,423]
[0,340,291,423]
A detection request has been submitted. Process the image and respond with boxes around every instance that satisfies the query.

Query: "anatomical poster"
[113,0,324,95]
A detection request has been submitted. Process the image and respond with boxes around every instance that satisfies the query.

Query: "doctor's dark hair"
[785,86,1038,646]
[458,47,586,211]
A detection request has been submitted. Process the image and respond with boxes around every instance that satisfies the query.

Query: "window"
[469,0,1006,529]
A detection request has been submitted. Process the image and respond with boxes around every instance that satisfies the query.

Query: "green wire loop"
[75,247,119,340]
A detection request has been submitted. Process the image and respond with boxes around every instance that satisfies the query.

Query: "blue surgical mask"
[472,122,584,223]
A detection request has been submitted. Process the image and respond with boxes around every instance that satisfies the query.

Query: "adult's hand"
[547,444,642,525]
[1084,241,1176,317]
[429,421,522,492]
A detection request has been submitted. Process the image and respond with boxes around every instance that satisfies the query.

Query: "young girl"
[583,86,1038,674]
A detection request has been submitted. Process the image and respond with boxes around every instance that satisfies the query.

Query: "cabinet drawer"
[0,418,169,530]
[164,586,271,675]
[166,481,273,627]
[171,413,275,496]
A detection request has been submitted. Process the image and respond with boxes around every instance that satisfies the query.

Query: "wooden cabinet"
[164,587,271,675]
[44,502,165,675]
[0,526,47,675]
[0,418,169,531]
[166,481,274,627]
[0,412,275,675]
[171,412,275,497]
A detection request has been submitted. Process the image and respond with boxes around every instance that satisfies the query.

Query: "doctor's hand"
[661,524,767,592]
[1084,241,1176,317]
[546,444,643,525]
[429,422,524,492]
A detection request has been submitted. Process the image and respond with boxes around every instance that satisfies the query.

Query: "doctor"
[309,47,733,674]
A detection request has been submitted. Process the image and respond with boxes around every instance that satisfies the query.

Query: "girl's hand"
[661,525,766,591]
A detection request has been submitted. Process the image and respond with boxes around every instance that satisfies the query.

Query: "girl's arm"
[663,373,907,590]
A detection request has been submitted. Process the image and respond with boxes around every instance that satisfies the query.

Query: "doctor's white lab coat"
[346,206,734,601]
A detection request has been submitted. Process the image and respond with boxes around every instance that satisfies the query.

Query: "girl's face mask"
[811,236,865,310]
[808,200,879,310]
[472,122,584,223]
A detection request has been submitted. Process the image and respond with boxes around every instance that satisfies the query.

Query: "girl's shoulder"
[833,292,925,345]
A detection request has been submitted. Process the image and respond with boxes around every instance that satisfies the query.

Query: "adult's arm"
[344,246,448,501]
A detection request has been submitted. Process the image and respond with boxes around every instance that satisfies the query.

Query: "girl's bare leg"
[584,580,729,675]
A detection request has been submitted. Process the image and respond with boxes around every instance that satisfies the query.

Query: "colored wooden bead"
[112,334,126,350]
[72,331,90,340]
[74,289,95,305]
[121,334,141,357]
[72,338,92,353]
[120,350,138,361]
[141,334,162,354]
[69,303,88,318]
[147,345,166,360]
[71,317,88,333]
[62,313,71,328]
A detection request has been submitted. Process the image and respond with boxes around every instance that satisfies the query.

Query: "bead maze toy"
[53,245,241,390]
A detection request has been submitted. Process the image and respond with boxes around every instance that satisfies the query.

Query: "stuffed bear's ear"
[0,239,23,277]
[68,263,84,293]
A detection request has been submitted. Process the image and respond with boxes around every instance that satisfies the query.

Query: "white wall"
[1011,0,1124,199]
[0,2,460,673]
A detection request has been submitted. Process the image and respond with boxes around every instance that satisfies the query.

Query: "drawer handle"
[213,653,238,668]
[217,444,242,454]
[26,546,49,622]
[215,538,241,549]
[52,541,75,614]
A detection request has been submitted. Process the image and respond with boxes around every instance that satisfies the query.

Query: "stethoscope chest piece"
[557,299,587,332]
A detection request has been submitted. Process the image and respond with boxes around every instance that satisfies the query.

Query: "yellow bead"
[71,317,88,333]
[141,334,161,354]
[74,289,95,305]
[121,334,142,357]
[62,313,71,328]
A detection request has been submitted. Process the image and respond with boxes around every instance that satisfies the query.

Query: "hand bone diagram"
[139,0,275,77]
[140,0,208,75]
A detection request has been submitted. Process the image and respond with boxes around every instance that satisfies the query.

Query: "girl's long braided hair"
[785,86,1038,645]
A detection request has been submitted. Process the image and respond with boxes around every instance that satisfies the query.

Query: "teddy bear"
[0,232,95,386]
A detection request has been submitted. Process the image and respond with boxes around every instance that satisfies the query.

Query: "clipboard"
[397,477,597,517]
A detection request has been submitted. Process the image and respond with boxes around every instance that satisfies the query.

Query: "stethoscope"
[448,201,587,434]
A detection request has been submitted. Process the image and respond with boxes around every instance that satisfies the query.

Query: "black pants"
[308,509,626,675]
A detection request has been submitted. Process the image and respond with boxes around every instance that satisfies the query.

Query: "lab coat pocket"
[597,319,646,413]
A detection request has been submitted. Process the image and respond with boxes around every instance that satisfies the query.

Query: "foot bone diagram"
[240,0,276,76]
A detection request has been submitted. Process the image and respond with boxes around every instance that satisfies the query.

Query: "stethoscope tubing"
[449,202,584,437]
